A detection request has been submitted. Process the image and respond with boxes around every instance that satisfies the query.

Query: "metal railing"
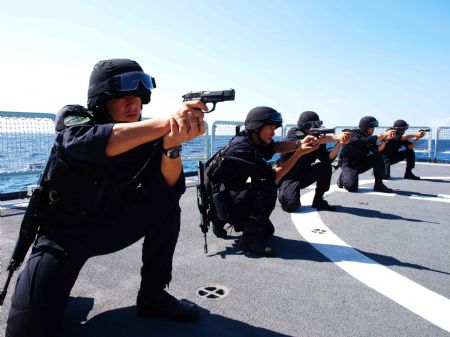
[435,127,450,162]
[0,111,55,177]
[1,111,448,199]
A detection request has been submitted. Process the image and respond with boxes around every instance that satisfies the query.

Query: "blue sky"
[1,0,449,130]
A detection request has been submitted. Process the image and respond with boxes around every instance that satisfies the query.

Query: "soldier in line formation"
[208,109,426,257]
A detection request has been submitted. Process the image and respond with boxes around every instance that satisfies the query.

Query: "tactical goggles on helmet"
[111,71,156,92]
[268,112,283,124]
[304,120,323,129]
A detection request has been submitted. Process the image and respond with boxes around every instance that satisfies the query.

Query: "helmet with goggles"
[245,106,283,131]
[87,59,156,110]
[297,111,322,130]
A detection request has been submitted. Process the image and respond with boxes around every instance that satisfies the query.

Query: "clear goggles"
[305,120,323,128]
[111,71,156,92]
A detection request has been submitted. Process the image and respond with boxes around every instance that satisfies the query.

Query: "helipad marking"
[291,178,450,332]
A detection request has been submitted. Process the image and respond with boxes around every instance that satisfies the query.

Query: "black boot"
[261,219,275,237]
[212,222,227,238]
[240,236,273,257]
[373,181,393,193]
[404,171,420,180]
[136,288,199,322]
[312,196,336,211]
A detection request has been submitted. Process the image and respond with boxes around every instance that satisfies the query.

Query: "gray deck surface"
[1,162,449,337]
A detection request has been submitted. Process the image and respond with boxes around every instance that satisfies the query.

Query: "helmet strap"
[249,129,263,145]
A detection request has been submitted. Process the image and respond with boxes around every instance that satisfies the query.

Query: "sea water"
[0,133,448,194]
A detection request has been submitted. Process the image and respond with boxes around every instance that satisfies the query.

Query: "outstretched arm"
[328,132,351,161]
[274,137,319,184]
[377,129,396,152]
[405,131,425,149]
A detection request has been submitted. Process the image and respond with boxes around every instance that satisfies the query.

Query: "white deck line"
[291,178,450,333]
[409,194,450,203]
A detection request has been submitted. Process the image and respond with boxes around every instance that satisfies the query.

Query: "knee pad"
[345,185,358,192]
[281,201,300,213]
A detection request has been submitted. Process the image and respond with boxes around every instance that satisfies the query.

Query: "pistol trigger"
[205,102,216,113]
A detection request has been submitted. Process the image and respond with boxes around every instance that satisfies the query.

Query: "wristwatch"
[163,145,182,159]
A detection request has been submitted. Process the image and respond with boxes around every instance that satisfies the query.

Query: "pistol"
[182,89,235,112]
[308,128,335,138]
[419,128,430,133]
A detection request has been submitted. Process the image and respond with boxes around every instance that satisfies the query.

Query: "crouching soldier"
[277,111,350,212]
[5,59,206,337]
[382,119,425,180]
[337,116,395,193]
[208,107,318,257]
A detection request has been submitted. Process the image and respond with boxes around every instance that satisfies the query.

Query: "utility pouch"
[211,182,231,222]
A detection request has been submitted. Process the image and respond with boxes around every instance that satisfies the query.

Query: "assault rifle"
[196,161,210,253]
[0,150,53,306]
[182,89,235,112]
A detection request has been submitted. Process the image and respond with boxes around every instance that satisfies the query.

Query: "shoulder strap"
[55,104,94,132]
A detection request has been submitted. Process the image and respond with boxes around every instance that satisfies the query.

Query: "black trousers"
[383,148,415,176]
[338,153,384,192]
[277,161,332,212]
[226,179,277,237]
[6,193,181,337]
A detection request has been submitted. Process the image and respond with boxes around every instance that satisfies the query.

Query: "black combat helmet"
[393,119,409,129]
[359,116,379,128]
[87,59,156,110]
[244,106,283,131]
[297,111,323,130]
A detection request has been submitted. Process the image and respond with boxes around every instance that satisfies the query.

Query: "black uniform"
[382,134,415,177]
[337,130,384,192]
[277,128,332,212]
[6,108,184,337]
[208,130,277,239]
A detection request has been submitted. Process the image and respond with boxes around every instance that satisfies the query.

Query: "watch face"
[167,147,182,159]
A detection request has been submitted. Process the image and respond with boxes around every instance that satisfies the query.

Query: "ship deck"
[1,161,449,337]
